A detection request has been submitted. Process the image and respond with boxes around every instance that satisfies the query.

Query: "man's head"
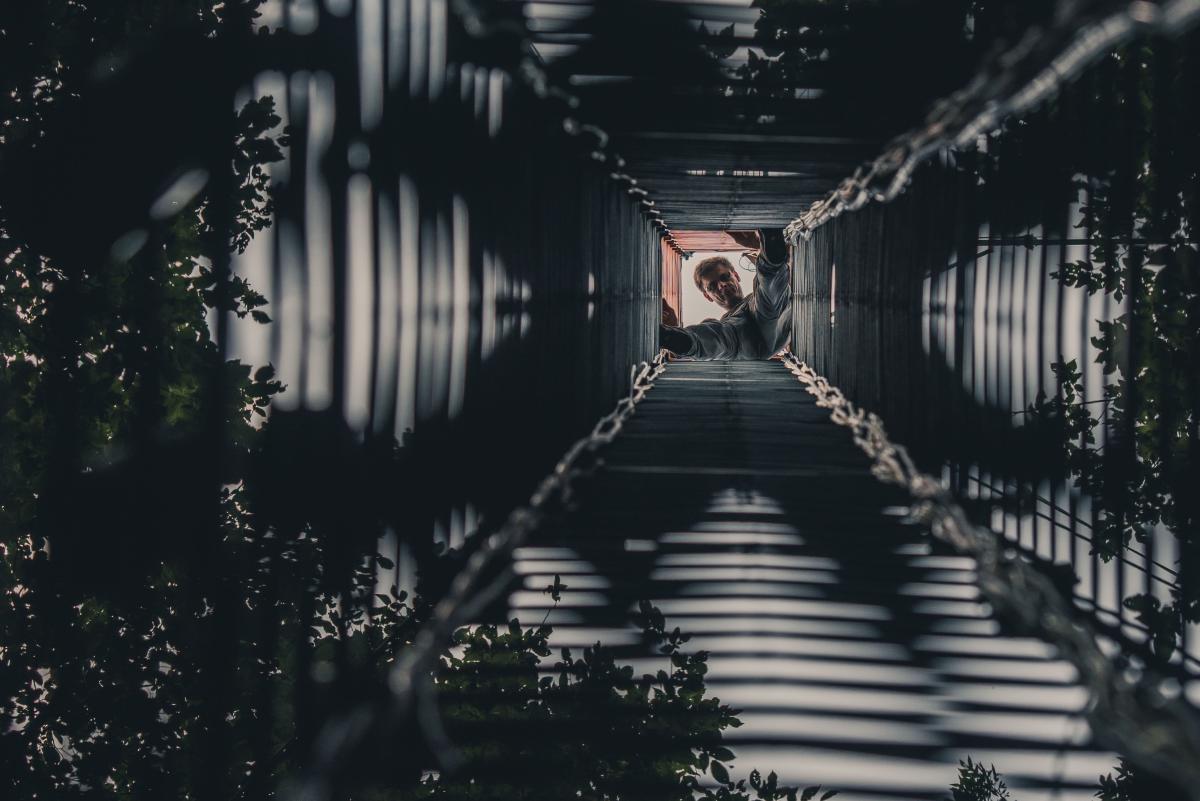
[693,256,744,311]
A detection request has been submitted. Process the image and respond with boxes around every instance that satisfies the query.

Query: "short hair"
[693,256,734,291]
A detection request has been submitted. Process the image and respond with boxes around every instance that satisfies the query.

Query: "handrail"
[783,0,1200,242]
[781,353,1200,799]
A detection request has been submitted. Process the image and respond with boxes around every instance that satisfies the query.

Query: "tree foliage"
[392,600,833,801]
[0,8,826,796]
[1096,758,1190,801]
[949,756,1191,801]
[949,758,1012,801]
[717,1,1053,133]
[1020,41,1200,665]
[0,2,307,797]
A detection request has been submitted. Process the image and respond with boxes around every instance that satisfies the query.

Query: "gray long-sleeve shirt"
[671,251,792,360]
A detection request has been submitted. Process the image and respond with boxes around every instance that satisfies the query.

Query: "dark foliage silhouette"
[3,1,1198,798]
[0,2,296,797]
[948,758,1011,801]
[1014,39,1200,665]
[949,757,1191,801]
[390,600,834,801]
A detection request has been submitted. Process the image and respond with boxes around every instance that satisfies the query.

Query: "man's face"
[701,264,744,310]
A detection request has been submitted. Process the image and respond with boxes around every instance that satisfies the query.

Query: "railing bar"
[963,474,1181,581]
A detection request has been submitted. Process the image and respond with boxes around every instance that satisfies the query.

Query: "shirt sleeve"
[675,318,742,361]
[751,251,791,321]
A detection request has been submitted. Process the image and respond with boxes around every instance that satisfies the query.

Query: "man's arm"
[660,324,693,356]
[659,320,740,360]
[750,229,791,321]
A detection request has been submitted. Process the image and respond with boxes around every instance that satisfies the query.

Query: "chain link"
[784,0,1200,242]
[781,354,1200,797]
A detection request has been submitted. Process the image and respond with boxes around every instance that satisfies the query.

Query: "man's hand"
[725,230,761,252]
[728,229,789,265]
[659,325,692,356]
[661,298,679,327]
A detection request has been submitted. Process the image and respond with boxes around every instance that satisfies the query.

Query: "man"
[660,228,791,360]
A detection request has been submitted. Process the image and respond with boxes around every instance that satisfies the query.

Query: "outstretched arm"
[660,324,693,356]
[726,229,790,321]
[660,320,740,360]
[744,226,792,326]
[752,232,791,321]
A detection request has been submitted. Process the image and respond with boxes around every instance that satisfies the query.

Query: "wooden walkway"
[507,360,1113,801]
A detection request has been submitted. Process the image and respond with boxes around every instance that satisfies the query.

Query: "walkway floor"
[507,360,1112,801]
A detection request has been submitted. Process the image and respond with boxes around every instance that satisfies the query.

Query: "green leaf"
[711,746,736,762]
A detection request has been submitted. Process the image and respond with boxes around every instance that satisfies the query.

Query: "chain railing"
[782,3,1200,789]
[782,355,1200,798]
[784,0,1200,242]
[1,2,676,798]
[7,1,1200,799]
[291,354,667,801]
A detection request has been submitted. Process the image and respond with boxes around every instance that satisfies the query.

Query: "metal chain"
[781,354,1200,797]
[784,0,1200,242]
[450,0,684,254]
[290,353,669,801]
